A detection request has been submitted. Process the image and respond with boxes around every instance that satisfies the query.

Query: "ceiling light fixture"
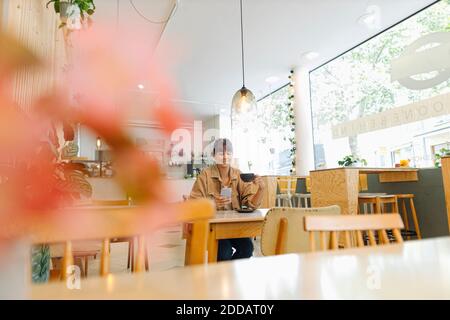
[231,0,256,115]
[137,84,145,90]
[358,5,381,30]
[303,51,319,60]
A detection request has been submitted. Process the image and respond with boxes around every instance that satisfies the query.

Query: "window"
[310,1,450,168]
[232,85,293,174]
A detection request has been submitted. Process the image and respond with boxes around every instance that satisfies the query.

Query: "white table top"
[209,209,269,223]
[30,237,450,300]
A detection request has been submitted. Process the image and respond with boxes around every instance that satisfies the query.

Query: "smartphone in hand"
[220,187,232,199]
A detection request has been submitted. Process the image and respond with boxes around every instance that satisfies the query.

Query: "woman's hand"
[213,195,232,208]
[253,175,265,190]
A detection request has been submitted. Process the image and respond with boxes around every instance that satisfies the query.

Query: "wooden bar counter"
[310,167,419,215]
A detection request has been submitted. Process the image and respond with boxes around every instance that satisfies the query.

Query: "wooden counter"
[310,167,419,215]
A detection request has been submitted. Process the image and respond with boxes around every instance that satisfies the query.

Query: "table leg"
[207,226,218,263]
[134,235,146,273]
[184,224,192,266]
[185,221,208,265]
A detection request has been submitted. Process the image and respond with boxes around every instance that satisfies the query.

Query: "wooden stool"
[358,194,399,244]
[396,194,422,240]
[358,194,398,214]
[377,195,399,214]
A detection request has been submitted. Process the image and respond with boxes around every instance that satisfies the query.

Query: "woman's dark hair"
[212,138,233,156]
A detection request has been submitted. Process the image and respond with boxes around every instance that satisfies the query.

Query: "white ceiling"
[94,0,176,49]
[96,0,438,121]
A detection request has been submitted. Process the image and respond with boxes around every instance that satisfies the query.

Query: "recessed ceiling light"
[358,5,381,29]
[303,51,319,60]
[265,76,280,84]
[358,13,376,26]
[137,84,145,90]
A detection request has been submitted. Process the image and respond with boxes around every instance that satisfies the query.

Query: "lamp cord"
[240,0,245,87]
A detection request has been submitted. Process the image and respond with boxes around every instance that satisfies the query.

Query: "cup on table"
[240,173,255,182]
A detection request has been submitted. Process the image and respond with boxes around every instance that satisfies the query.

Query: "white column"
[294,67,315,175]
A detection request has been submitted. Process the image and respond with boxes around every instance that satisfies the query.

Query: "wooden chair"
[91,199,131,206]
[23,199,214,280]
[293,193,311,208]
[260,205,341,256]
[90,199,143,271]
[276,177,297,207]
[304,214,404,252]
[51,198,132,279]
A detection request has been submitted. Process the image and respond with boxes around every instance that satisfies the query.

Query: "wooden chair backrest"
[277,176,297,194]
[15,199,214,279]
[91,199,130,206]
[303,214,404,252]
[260,205,341,256]
[305,177,311,193]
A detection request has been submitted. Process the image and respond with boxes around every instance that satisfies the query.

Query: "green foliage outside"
[310,1,450,163]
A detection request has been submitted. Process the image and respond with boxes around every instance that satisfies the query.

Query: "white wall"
[78,123,195,179]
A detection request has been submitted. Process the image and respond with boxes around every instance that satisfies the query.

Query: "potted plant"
[338,155,368,167]
[46,0,96,28]
[30,123,92,283]
[434,147,450,168]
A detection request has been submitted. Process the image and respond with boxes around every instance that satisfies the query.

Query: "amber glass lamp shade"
[231,86,256,114]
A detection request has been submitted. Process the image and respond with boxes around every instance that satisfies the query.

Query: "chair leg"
[144,242,149,272]
[84,257,89,278]
[130,238,135,272]
[127,240,131,269]
[401,199,410,240]
[409,198,422,239]
[393,197,399,213]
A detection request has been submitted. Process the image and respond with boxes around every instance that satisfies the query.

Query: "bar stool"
[358,194,399,244]
[396,194,422,239]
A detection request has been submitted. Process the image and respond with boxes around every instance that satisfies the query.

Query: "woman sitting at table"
[189,138,265,261]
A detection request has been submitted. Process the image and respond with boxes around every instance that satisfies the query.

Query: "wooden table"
[30,237,450,299]
[310,167,419,215]
[185,209,269,265]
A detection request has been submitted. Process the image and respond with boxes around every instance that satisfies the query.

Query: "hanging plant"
[287,69,296,175]
[46,0,96,29]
